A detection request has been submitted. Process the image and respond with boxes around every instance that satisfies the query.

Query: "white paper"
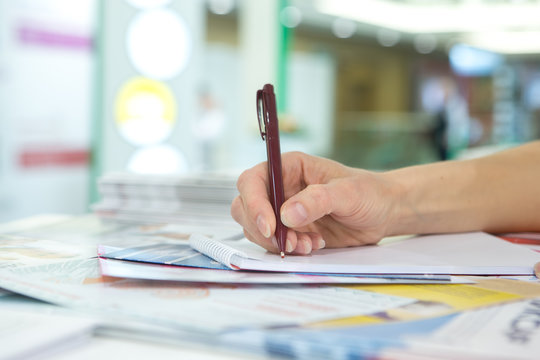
[402,298,540,359]
[197,232,540,275]
[0,308,96,360]
[98,257,471,285]
[0,258,418,333]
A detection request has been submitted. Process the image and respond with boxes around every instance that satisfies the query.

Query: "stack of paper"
[92,172,239,226]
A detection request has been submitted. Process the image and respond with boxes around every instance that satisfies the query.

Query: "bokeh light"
[280,6,302,28]
[125,0,171,9]
[127,144,188,174]
[207,0,235,15]
[115,77,177,146]
[331,17,357,39]
[127,8,191,80]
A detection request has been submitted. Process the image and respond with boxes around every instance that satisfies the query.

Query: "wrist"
[381,170,415,237]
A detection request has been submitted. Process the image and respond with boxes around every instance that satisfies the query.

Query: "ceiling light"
[316,0,540,34]
[464,31,540,54]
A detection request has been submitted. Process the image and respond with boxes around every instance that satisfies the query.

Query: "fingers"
[231,194,274,251]
[231,164,276,242]
[535,262,540,279]
[231,152,330,256]
[232,194,324,255]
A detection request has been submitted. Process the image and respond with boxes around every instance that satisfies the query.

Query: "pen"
[257,84,288,258]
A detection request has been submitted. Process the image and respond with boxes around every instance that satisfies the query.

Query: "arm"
[387,141,540,235]
[231,142,540,259]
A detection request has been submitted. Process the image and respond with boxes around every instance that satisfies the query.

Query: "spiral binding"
[189,233,247,269]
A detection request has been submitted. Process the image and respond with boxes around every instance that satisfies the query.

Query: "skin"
[230,141,540,278]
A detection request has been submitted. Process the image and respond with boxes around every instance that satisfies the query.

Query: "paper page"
[308,279,524,328]
[98,257,471,285]
[218,232,540,275]
[0,258,422,333]
[0,234,96,270]
[225,297,540,360]
[399,298,540,359]
[8,214,243,248]
[0,308,96,360]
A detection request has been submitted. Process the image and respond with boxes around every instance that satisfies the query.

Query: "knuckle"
[244,198,261,219]
[230,196,242,221]
[236,170,249,191]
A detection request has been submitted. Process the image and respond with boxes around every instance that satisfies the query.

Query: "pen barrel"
[262,84,288,253]
[266,124,287,251]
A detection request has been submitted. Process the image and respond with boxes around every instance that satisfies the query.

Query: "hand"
[230,152,400,255]
[535,262,540,279]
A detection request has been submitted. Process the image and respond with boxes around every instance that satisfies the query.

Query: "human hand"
[230,152,400,255]
[535,262,540,279]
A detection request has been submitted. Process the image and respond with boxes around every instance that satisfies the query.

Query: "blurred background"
[1,0,540,222]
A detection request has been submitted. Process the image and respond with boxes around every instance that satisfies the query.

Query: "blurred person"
[424,76,481,160]
[230,141,540,277]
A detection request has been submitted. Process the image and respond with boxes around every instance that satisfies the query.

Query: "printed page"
[98,257,470,285]
[309,279,525,328]
[399,298,540,359]
[9,214,243,248]
[227,297,540,360]
[0,234,96,270]
[0,308,96,360]
[0,258,419,333]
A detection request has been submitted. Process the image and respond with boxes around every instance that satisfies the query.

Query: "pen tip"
[280,251,285,259]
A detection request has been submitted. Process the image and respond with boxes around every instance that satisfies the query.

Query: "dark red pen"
[257,84,288,258]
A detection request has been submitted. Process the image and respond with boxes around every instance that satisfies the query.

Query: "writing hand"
[230,152,399,255]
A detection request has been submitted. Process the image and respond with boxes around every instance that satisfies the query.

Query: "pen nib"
[280,251,285,259]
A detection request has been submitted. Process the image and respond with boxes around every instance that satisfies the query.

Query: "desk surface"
[55,336,266,360]
[1,214,540,360]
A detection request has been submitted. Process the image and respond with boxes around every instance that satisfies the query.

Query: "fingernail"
[286,239,294,253]
[302,239,312,254]
[257,215,271,238]
[282,202,307,227]
[315,238,326,250]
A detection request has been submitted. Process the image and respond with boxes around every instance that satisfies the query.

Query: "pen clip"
[256,89,266,140]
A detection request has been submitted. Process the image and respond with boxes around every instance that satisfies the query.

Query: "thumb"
[281,182,341,228]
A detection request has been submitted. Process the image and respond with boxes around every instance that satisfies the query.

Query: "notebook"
[189,231,540,276]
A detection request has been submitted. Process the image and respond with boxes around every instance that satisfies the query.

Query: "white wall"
[0,0,95,222]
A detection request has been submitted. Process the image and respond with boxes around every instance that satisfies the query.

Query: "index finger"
[236,162,277,238]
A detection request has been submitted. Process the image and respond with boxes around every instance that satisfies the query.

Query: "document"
[0,234,96,270]
[0,258,421,333]
[238,297,540,360]
[98,256,471,285]
[0,308,96,360]
[189,231,540,276]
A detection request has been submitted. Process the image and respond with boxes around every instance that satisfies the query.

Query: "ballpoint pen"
[257,84,288,258]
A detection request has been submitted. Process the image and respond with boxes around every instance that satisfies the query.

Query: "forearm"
[385,141,540,236]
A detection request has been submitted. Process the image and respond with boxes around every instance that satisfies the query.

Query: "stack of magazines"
[92,172,240,226]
